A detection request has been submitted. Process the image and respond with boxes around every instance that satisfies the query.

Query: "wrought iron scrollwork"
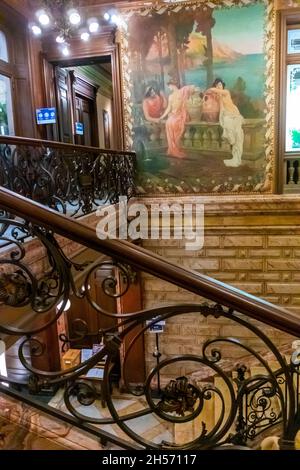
[158,376,201,417]
[0,137,135,219]
[0,208,299,450]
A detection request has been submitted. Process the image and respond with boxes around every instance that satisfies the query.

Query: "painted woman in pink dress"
[158,81,198,158]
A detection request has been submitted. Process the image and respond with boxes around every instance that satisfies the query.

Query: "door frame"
[72,72,99,147]
[41,29,124,149]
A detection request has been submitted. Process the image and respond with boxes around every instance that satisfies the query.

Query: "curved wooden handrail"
[0,186,299,337]
[0,135,135,157]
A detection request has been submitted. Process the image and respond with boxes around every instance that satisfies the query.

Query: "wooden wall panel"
[0,2,35,137]
[117,271,146,388]
[30,311,61,373]
[28,39,48,139]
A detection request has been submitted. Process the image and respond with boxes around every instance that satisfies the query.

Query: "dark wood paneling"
[82,104,92,146]
[2,0,31,19]
[30,311,61,372]
[55,67,74,143]
[74,93,98,146]
[42,56,59,140]
[74,75,97,100]
[73,74,99,146]
[67,267,117,348]
[0,3,35,137]
[28,39,46,139]
[13,77,35,137]
[67,294,98,348]
[118,271,145,387]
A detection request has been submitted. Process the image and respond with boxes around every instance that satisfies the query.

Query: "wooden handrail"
[0,186,299,337]
[0,135,135,157]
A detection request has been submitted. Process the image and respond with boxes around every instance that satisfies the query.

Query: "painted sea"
[185,53,265,99]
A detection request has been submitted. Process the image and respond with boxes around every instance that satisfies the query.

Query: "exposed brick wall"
[140,196,299,380]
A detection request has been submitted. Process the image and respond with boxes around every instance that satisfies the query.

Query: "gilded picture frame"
[119,0,276,196]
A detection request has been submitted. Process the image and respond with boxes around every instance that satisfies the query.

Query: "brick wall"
[140,195,300,380]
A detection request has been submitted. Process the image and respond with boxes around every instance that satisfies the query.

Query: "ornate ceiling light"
[28,0,120,55]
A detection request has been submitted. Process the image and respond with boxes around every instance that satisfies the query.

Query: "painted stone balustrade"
[137,119,265,166]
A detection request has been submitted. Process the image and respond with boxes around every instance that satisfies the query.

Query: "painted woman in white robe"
[208,78,244,167]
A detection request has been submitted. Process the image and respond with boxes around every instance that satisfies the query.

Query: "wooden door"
[73,74,99,147]
[74,95,83,146]
[117,270,146,389]
[67,266,118,346]
[30,310,61,372]
[41,56,59,141]
[81,97,93,146]
[74,94,96,147]
[55,67,74,143]
[66,265,120,383]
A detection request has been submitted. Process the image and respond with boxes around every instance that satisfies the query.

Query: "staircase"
[5,338,31,385]
[0,175,300,449]
[174,342,297,449]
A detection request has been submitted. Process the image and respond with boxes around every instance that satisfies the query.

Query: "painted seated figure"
[142,86,167,122]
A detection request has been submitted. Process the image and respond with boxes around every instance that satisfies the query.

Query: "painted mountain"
[146,30,242,69]
[186,32,243,68]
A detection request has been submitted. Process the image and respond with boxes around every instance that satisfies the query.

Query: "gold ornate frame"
[118,0,276,196]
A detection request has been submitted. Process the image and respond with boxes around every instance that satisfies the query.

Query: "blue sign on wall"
[75,122,84,135]
[146,318,165,333]
[36,108,56,125]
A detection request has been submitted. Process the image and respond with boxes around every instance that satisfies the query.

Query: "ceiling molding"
[2,0,31,19]
[72,65,113,98]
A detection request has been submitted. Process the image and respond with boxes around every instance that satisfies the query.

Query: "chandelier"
[29,0,121,56]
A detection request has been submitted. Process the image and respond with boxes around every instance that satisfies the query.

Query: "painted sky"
[212,3,265,55]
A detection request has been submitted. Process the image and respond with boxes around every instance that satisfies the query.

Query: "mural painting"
[121,0,275,194]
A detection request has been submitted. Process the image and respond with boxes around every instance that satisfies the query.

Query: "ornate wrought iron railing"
[0,136,136,216]
[0,187,299,450]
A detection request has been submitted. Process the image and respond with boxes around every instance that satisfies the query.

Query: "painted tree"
[128,6,215,97]
[174,15,195,86]
[194,8,216,88]
[170,7,216,88]
[128,14,166,100]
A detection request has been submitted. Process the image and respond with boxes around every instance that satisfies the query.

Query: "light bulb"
[69,9,81,25]
[111,14,120,25]
[62,46,70,56]
[81,31,90,41]
[103,13,110,21]
[57,299,71,311]
[37,11,50,26]
[89,21,99,33]
[56,35,65,43]
[31,25,42,36]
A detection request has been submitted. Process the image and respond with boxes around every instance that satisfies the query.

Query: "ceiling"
[96,63,112,75]
[23,1,156,18]
[4,1,166,22]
